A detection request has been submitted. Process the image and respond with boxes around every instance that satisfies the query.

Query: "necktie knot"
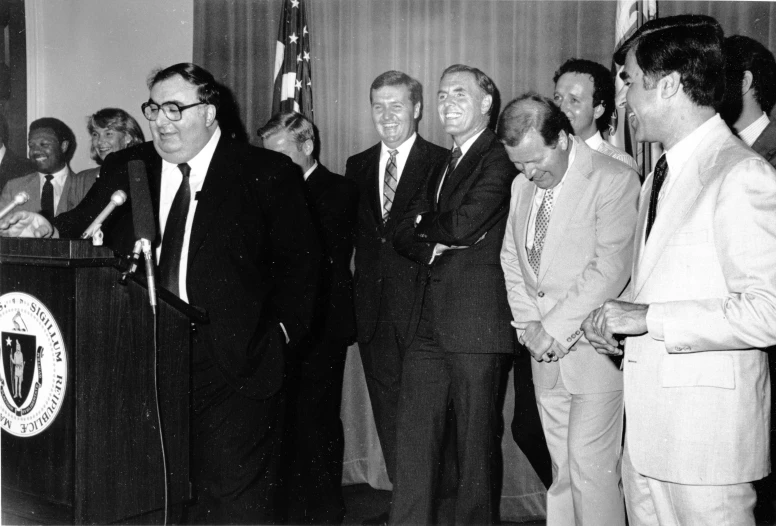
[45,175,53,182]
[178,163,191,179]
[388,149,398,160]
[450,147,461,161]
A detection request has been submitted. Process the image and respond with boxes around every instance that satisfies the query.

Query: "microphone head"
[14,191,29,205]
[111,190,128,206]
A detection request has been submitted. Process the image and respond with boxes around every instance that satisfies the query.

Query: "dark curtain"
[194,0,776,175]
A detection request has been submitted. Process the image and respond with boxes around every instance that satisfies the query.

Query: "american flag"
[272,0,314,121]
[610,0,659,177]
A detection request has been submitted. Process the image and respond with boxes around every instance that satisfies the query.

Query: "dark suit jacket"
[305,163,357,342]
[346,135,448,346]
[0,148,35,192]
[394,128,518,354]
[752,118,776,169]
[53,138,320,400]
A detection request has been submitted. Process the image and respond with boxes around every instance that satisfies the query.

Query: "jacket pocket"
[661,353,735,389]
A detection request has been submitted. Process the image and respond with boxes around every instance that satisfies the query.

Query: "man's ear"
[593,103,605,121]
[481,94,493,115]
[742,70,754,95]
[205,105,217,127]
[302,139,314,157]
[557,131,569,150]
[659,71,681,100]
[413,102,421,120]
[59,140,69,155]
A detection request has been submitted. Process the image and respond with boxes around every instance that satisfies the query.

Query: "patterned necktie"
[383,149,398,222]
[159,163,192,296]
[41,175,54,220]
[437,147,462,203]
[646,154,668,241]
[528,188,554,276]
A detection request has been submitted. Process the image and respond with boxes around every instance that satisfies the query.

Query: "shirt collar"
[664,114,721,178]
[456,128,486,157]
[39,164,69,182]
[0,144,6,165]
[303,160,318,180]
[584,131,604,151]
[381,132,417,157]
[738,112,770,147]
[161,126,221,177]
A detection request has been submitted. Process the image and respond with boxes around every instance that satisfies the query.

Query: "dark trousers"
[390,312,509,525]
[359,321,404,483]
[186,366,285,525]
[281,334,349,525]
[512,350,553,489]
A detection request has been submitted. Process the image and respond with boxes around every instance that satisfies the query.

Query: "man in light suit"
[1,63,320,524]
[259,111,357,525]
[391,64,517,525]
[498,93,639,525]
[583,15,776,525]
[0,114,35,192]
[553,58,639,173]
[720,35,776,169]
[0,118,95,218]
[346,71,448,525]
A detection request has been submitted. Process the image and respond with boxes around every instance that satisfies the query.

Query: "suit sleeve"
[542,168,640,349]
[266,161,321,347]
[500,177,541,325]
[650,158,776,352]
[413,146,517,247]
[393,170,436,265]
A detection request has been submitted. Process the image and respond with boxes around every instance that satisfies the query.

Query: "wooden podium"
[0,238,200,524]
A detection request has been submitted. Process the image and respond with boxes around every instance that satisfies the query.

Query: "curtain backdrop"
[194,0,776,175]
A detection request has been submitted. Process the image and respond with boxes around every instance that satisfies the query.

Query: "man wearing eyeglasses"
[0,63,320,524]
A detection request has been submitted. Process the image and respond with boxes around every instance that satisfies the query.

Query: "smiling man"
[553,58,639,173]
[498,93,639,526]
[0,118,94,219]
[0,63,320,524]
[344,70,447,526]
[582,15,776,525]
[390,64,517,525]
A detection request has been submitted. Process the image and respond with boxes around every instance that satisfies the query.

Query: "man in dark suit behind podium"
[259,111,357,525]
[345,70,448,525]
[0,63,320,525]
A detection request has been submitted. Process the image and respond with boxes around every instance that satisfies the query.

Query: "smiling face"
[617,49,661,144]
[91,126,131,161]
[370,84,420,149]
[437,71,492,146]
[28,128,68,174]
[553,72,603,140]
[504,128,570,190]
[148,74,216,164]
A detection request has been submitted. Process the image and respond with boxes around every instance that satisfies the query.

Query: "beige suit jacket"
[501,137,640,394]
[0,168,96,217]
[623,116,776,485]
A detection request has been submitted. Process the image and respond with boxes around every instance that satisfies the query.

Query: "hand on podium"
[0,211,55,238]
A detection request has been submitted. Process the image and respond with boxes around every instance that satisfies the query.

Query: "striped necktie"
[383,149,398,222]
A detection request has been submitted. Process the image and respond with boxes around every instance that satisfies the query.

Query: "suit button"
[538,291,545,298]
[380,237,387,244]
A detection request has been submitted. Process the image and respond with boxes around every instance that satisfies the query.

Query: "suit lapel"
[364,146,383,227]
[537,140,589,282]
[438,129,493,205]
[56,168,74,215]
[386,137,426,227]
[187,140,232,263]
[515,178,535,279]
[751,120,776,161]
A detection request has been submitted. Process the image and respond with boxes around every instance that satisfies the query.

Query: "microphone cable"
[150,296,169,526]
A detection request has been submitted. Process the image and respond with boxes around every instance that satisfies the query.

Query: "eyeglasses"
[141,101,206,122]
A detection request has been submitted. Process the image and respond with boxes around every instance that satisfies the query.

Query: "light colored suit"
[596,139,640,174]
[501,137,639,525]
[0,168,96,217]
[623,115,776,486]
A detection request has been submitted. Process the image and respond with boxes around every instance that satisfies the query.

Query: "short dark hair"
[441,64,497,116]
[148,62,222,111]
[369,70,423,108]
[614,14,724,109]
[87,108,145,164]
[497,93,573,147]
[29,117,77,162]
[724,35,776,114]
[258,111,315,149]
[553,58,615,133]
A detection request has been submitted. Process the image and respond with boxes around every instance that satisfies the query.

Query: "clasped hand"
[0,211,54,238]
[513,320,567,362]
[581,299,649,356]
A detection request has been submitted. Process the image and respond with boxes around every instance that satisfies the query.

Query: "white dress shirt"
[378,133,417,211]
[738,112,770,147]
[38,165,70,213]
[303,161,318,181]
[156,126,221,302]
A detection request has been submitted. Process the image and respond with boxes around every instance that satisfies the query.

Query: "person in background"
[78,107,145,181]
[720,35,776,168]
[259,111,357,525]
[0,113,35,192]
[0,117,94,218]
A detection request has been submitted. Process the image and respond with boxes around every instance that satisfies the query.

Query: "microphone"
[0,192,30,220]
[81,190,127,239]
[128,160,158,312]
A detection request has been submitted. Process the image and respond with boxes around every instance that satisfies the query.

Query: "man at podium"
[0,63,320,525]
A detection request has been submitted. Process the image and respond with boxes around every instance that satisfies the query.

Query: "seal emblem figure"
[0,292,68,437]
